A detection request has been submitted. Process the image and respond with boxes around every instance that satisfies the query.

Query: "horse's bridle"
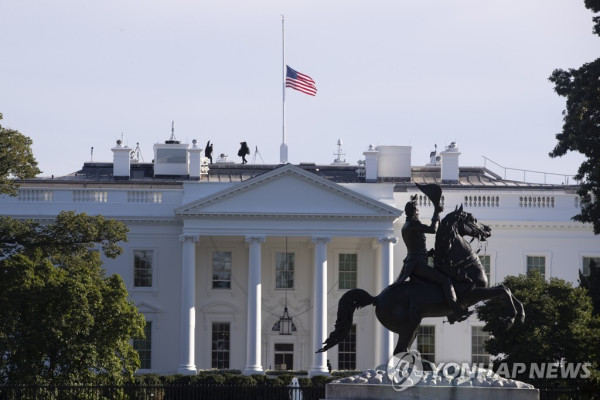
[440,211,488,273]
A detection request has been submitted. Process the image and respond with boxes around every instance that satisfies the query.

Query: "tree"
[0,211,145,385]
[549,2,600,234]
[476,272,600,387]
[0,113,41,196]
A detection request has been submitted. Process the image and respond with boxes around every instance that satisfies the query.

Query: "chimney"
[112,140,131,180]
[441,142,460,183]
[363,145,379,183]
[188,139,203,180]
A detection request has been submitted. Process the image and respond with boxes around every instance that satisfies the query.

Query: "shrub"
[224,375,256,386]
[297,377,312,387]
[311,374,334,387]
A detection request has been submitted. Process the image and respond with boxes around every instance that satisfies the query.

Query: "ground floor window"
[212,322,230,369]
[416,325,435,364]
[338,324,356,370]
[274,343,293,370]
[471,326,491,365]
[133,321,152,369]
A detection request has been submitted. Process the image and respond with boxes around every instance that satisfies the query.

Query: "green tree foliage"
[585,0,600,34]
[549,2,600,234]
[476,272,600,386]
[0,211,145,385]
[0,113,41,196]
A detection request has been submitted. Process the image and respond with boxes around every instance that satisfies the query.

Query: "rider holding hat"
[395,195,470,323]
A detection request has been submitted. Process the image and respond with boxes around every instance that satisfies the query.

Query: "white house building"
[2,137,598,376]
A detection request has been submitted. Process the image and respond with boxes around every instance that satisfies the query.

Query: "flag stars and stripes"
[286,65,317,96]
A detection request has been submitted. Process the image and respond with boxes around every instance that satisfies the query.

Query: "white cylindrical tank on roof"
[376,145,412,182]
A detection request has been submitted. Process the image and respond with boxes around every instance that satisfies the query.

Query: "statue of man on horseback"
[395,187,470,324]
[317,183,525,358]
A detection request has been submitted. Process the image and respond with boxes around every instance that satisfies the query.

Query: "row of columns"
[177,234,397,375]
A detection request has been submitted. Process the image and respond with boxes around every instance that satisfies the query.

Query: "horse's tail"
[315,288,376,353]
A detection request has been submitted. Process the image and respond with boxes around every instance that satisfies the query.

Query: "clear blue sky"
[0,0,596,184]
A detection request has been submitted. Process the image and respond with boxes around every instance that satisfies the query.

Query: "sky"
[0,0,597,184]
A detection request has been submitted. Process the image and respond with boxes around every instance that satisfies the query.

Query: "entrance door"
[274,343,294,370]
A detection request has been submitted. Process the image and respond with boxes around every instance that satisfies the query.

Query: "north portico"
[174,164,402,375]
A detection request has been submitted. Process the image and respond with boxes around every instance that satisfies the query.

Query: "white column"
[378,236,397,365]
[244,235,265,375]
[178,234,198,374]
[310,236,330,376]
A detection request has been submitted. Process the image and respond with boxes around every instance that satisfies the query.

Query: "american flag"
[286,65,317,96]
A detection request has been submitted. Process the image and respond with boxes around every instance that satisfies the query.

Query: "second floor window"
[339,254,357,290]
[276,252,294,289]
[134,250,153,287]
[212,251,232,289]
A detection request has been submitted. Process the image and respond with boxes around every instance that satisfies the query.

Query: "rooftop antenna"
[170,121,176,141]
[331,139,348,165]
[90,146,94,162]
[165,121,180,144]
[131,142,144,162]
[252,145,265,164]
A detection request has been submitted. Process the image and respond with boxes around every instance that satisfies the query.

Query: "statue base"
[325,384,539,400]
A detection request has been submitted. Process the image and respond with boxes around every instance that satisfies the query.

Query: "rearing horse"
[317,205,525,357]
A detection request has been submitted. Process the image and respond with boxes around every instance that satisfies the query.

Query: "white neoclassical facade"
[2,139,599,375]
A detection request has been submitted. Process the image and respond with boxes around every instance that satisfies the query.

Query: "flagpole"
[280,14,288,164]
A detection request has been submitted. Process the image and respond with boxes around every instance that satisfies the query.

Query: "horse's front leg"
[393,321,420,357]
[511,291,525,324]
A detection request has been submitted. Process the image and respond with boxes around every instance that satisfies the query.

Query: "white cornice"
[11,215,179,225]
[489,221,593,231]
[178,212,397,220]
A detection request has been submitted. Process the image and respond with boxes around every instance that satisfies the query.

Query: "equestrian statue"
[317,183,525,357]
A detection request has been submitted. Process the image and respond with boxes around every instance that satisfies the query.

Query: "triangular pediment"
[175,164,401,219]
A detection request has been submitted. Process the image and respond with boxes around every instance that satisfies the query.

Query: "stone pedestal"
[325,384,539,400]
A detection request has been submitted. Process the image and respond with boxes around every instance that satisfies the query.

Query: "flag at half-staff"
[286,65,317,96]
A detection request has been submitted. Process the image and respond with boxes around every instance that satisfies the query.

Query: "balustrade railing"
[18,189,53,202]
[464,195,500,207]
[127,190,163,203]
[520,196,555,208]
[73,190,109,203]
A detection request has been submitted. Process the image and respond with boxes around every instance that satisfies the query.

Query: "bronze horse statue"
[317,205,525,357]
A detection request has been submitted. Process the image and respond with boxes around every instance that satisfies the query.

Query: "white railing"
[464,195,500,207]
[416,195,445,208]
[519,196,555,208]
[15,188,168,204]
[18,189,53,202]
[73,190,109,203]
[482,156,576,185]
[127,191,163,203]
